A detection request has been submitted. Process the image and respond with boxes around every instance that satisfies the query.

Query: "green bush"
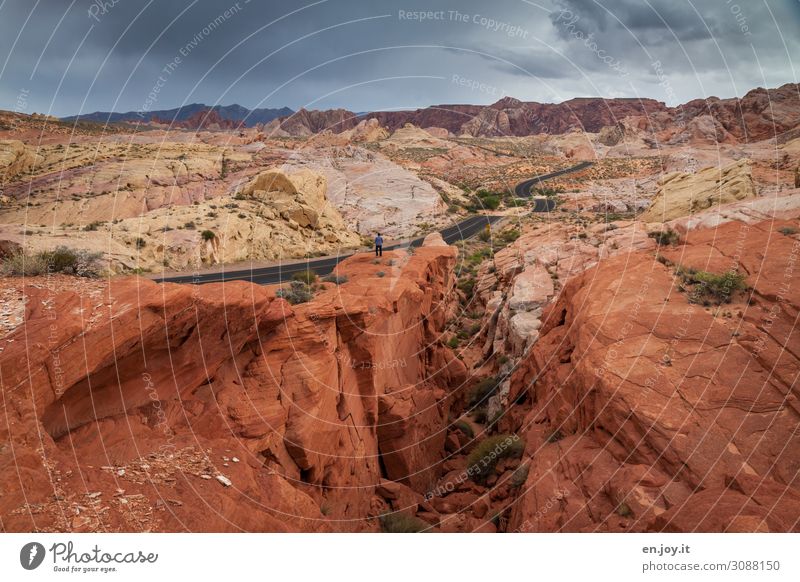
[453,419,474,439]
[276,280,313,305]
[675,267,747,305]
[201,230,216,241]
[322,274,348,285]
[469,376,499,407]
[466,434,524,484]
[184,221,197,230]
[498,229,520,244]
[648,228,680,246]
[1,246,102,277]
[458,278,475,295]
[135,237,146,249]
[778,226,798,236]
[378,512,428,533]
[447,336,460,349]
[478,194,500,210]
[376,271,386,278]
[292,269,317,285]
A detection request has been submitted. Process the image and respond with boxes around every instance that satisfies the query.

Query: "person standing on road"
[374,232,383,257]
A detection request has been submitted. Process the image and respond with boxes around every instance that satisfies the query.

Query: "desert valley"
[1,82,799,533]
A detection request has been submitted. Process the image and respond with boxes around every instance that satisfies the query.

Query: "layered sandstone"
[640,159,757,222]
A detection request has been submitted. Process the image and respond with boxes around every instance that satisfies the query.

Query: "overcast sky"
[1,0,798,117]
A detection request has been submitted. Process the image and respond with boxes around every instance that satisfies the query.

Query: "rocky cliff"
[504,218,800,532]
[0,240,469,532]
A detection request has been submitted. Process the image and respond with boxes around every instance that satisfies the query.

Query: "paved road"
[157,162,590,286]
[513,160,594,198]
[156,214,502,285]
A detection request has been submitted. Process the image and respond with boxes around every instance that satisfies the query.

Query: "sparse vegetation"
[184,221,197,230]
[201,230,216,241]
[648,228,680,246]
[135,237,146,249]
[292,269,317,285]
[447,336,460,349]
[1,246,102,277]
[83,221,104,231]
[616,502,633,518]
[453,419,474,439]
[378,512,428,533]
[778,226,798,236]
[376,271,386,278]
[675,266,747,305]
[466,434,524,484]
[322,273,348,285]
[276,280,313,305]
[468,376,500,407]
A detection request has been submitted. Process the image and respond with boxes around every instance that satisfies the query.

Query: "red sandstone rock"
[507,218,800,533]
[0,241,462,532]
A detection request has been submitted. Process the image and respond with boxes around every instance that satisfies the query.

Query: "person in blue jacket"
[374,232,383,257]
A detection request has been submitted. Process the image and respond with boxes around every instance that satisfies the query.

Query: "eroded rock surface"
[505,218,800,532]
[0,240,468,532]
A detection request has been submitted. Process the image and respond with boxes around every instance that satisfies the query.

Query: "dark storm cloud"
[0,0,796,116]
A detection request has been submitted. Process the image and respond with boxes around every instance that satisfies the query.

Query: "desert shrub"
[201,230,216,241]
[376,271,386,278]
[322,273,348,285]
[458,278,475,295]
[655,253,672,266]
[546,428,564,443]
[276,280,312,305]
[616,502,633,518]
[469,323,481,335]
[447,336,460,349]
[498,229,520,244]
[778,226,798,236]
[470,407,488,424]
[648,228,680,246]
[469,376,500,407]
[378,512,428,533]
[135,237,146,249]
[510,465,529,488]
[675,267,747,305]
[184,221,197,230]
[466,434,524,484]
[83,221,104,231]
[1,250,50,276]
[453,419,474,439]
[2,246,102,277]
[292,269,317,285]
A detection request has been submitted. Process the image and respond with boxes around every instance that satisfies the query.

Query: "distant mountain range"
[61,103,293,127]
[60,83,800,142]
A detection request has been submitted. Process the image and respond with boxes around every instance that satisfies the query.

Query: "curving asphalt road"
[156,162,591,286]
[513,160,594,198]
